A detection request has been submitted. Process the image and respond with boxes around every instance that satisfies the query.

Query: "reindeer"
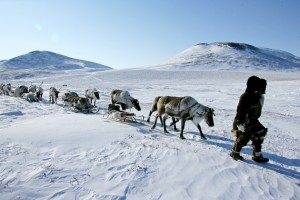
[110,90,141,111]
[14,85,29,97]
[27,82,43,101]
[147,96,179,130]
[28,84,37,93]
[49,87,60,104]
[147,96,162,122]
[0,83,5,95]
[151,96,215,140]
[85,88,100,106]
[2,83,13,96]
[36,86,43,101]
[36,82,44,101]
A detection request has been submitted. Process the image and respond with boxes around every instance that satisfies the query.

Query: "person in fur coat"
[230,76,269,163]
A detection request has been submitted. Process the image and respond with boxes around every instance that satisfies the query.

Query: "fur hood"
[246,75,261,93]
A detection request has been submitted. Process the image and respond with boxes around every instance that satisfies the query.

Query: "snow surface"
[0,69,300,200]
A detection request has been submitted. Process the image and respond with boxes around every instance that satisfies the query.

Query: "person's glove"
[237,124,245,132]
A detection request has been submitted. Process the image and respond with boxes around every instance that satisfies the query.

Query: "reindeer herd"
[1,82,215,140]
[1,82,44,102]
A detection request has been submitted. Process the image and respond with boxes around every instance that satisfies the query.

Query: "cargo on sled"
[103,104,144,122]
[63,96,100,113]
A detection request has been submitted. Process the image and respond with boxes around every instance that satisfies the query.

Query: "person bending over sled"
[230,75,269,163]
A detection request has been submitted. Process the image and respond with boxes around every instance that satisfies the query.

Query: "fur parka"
[233,76,265,130]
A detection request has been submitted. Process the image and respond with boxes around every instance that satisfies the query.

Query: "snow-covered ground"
[0,70,299,200]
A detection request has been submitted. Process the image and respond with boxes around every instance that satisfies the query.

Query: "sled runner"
[63,96,100,113]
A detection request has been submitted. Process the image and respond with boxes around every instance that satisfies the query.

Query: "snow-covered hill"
[0,60,6,65]
[152,42,300,71]
[0,51,112,79]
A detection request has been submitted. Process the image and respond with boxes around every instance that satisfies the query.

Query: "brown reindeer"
[152,96,214,140]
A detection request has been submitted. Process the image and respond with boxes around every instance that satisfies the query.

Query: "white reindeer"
[49,87,60,104]
[28,84,37,93]
[85,88,100,106]
[36,86,43,101]
[110,89,141,111]
[34,82,44,101]
[14,85,29,97]
[152,96,214,140]
[2,83,13,96]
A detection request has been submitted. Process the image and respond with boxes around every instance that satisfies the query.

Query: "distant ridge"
[152,42,300,71]
[0,51,112,71]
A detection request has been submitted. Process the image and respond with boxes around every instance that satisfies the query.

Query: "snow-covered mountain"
[0,51,112,79]
[1,51,112,71]
[153,42,300,71]
[0,60,6,66]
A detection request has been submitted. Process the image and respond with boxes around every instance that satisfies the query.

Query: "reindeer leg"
[172,117,178,131]
[170,118,179,126]
[180,119,186,139]
[159,116,163,127]
[163,115,169,133]
[151,114,159,129]
[197,124,207,140]
[147,110,153,122]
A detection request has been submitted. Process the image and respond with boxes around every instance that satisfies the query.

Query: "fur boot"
[230,142,244,160]
[252,152,269,163]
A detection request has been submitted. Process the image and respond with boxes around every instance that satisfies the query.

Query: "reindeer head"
[203,107,215,127]
[94,91,100,99]
[131,99,141,111]
[29,85,37,93]
[7,83,11,90]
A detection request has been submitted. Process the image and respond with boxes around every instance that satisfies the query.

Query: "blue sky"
[1,0,299,69]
